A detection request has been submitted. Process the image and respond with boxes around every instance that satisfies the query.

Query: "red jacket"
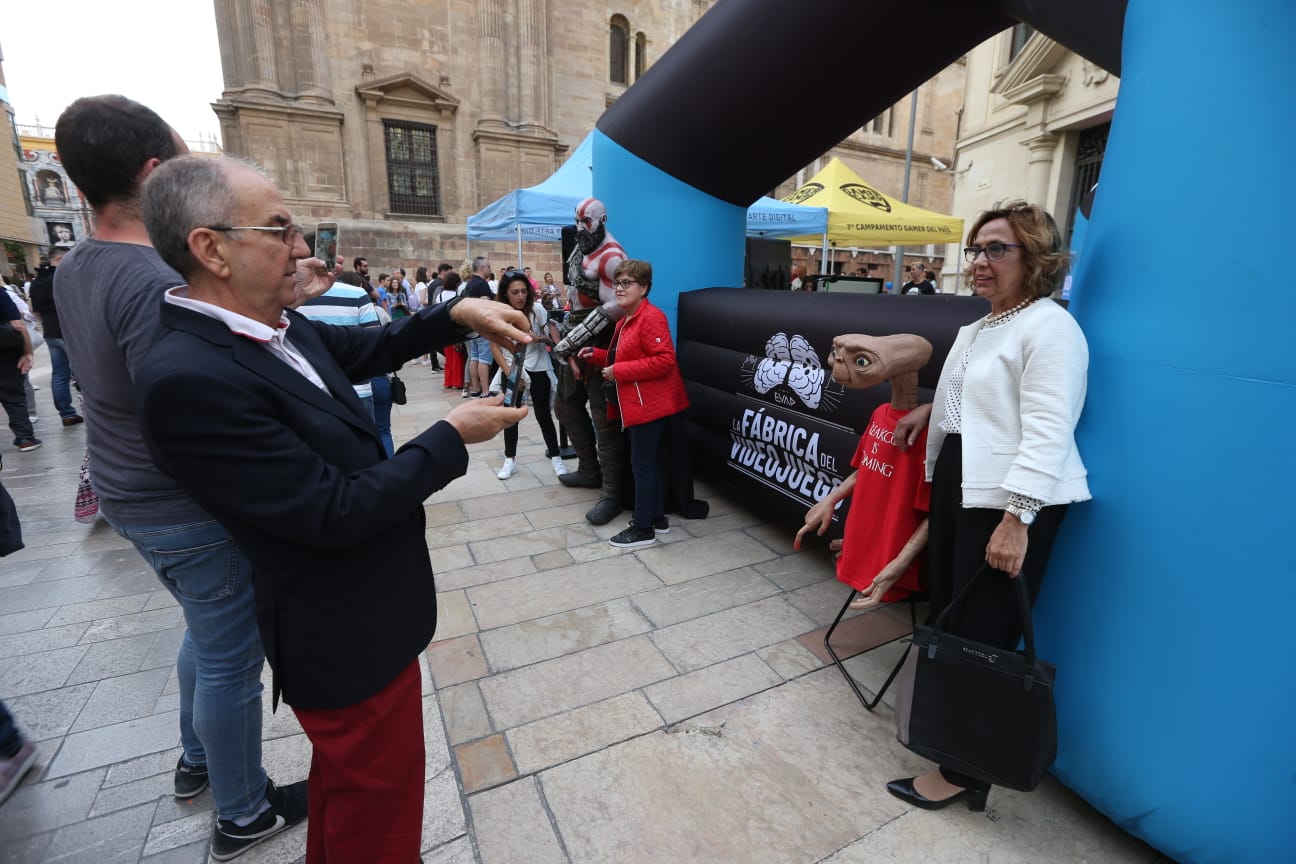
[589,300,689,428]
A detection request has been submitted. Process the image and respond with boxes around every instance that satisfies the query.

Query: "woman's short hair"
[442,272,461,294]
[613,259,653,295]
[496,269,534,315]
[966,200,1069,300]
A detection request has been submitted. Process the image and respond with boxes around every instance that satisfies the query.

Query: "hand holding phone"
[315,222,339,274]
[499,344,529,408]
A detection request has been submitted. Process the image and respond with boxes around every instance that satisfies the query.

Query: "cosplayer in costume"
[796,333,933,609]
[550,198,631,526]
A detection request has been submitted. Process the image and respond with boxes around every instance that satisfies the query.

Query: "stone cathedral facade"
[211,0,963,280]
[211,0,713,271]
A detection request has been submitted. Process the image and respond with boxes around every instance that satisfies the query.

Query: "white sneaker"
[497,458,516,480]
[551,456,568,476]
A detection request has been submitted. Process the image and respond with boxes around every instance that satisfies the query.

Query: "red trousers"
[293,660,424,863]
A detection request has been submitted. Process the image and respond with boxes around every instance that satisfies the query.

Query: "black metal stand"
[823,588,919,712]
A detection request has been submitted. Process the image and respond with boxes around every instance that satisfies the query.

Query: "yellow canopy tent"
[782,157,963,246]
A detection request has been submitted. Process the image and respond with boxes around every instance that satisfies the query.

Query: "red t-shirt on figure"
[836,403,931,601]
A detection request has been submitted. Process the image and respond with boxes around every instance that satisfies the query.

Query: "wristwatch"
[1005,504,1036,526]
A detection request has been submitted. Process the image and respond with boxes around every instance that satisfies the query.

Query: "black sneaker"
[627,517,669,534]
[209,778,308,861]
[173,755,209,799]
[610,525,656,548]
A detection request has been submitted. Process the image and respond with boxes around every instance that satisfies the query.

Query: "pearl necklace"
[983,296,1037,328]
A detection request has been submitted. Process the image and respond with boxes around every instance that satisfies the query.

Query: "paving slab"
[649,594,818,673]
[506,691,662,775]
[539,670,915,864]
[466,556,661,631]
[470,777,567,864]
[41,799,156,864]
[479,636,676,729]
[635,530,781,585]
[438,681,493,745]
[479,597,653,673]
[629,565,780,628]
[47,710,181,779]
[644,653,783,724]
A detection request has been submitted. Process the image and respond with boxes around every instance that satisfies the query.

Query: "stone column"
[478,0,507,124]
[235,0,280,96]
[213,0,242,91]
[1023,134,1058,206]
[516,0,549,128]
[290,0,333,103]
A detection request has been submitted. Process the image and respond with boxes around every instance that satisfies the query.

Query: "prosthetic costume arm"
[552,303,623,360]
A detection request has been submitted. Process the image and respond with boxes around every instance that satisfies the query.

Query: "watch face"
[1019,510,1036,526]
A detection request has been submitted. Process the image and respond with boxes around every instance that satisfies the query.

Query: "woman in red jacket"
[579,260,688,548]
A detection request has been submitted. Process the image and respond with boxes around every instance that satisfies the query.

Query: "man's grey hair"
[142,155,267,279]
[472,256,489,274]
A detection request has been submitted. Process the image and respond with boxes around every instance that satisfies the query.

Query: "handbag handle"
[929,563,1040,671]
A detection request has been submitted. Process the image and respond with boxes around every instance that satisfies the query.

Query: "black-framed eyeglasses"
[612,279,640,289]
[963,242,1023,263]
[207,224,302,247]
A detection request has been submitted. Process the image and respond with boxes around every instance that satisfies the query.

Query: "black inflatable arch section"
[597,0,1126,207]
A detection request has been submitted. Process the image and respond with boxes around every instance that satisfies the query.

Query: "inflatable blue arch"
[586,1,1296,861]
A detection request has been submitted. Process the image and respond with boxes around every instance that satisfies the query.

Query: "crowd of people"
[0,91,1090,861]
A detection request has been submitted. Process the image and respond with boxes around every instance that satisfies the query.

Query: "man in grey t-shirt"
[54,95,305,859]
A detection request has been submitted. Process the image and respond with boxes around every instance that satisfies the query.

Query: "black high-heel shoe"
[886,777,988,812]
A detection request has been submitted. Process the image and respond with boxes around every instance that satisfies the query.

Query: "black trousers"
[926,434,1068,791]
[0,364,34,443]
[503,369,559,458]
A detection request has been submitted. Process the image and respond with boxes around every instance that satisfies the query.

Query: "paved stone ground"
[0,350,1171,863]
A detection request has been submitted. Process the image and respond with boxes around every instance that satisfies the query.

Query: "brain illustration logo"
[743,332,841,412]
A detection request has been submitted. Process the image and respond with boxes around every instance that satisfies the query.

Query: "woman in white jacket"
[889,200,1090,812]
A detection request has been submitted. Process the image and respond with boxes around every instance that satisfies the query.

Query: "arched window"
[634,32,647,80]
[610,15,630,84]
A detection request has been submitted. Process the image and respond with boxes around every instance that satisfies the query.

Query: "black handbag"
[389,373,407,405]
[894,565,1057,792]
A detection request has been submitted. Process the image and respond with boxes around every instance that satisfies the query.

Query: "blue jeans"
[107,517,268,820]
[369,376,395,457]
[44,337,76,419]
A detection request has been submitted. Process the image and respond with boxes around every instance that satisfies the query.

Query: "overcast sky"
[3,0,225,143]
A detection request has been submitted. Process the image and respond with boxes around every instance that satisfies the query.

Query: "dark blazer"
[136,298,468,710]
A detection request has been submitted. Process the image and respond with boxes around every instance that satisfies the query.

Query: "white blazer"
[926,299,1091,508]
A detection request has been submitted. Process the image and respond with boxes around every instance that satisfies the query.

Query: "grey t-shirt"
[55,239,208,524]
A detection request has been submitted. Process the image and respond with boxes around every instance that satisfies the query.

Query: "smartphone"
[499,345,529,408]
[315,222,339,273]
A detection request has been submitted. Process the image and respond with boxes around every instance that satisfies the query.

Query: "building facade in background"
[0,52,41,276]
[211,0,968,284]
[18,129,91,256]
[771,60,967,286]
[211,0,712,277]
[944,25,1119,293]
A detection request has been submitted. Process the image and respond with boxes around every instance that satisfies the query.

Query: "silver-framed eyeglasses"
[612,279,640,289]
[963,242,1023,263]
[207,224,303,246]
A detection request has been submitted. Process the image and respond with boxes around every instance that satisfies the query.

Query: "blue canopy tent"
[467,133,827,260]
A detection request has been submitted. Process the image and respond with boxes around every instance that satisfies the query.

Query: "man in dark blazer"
[133,155,530,863]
